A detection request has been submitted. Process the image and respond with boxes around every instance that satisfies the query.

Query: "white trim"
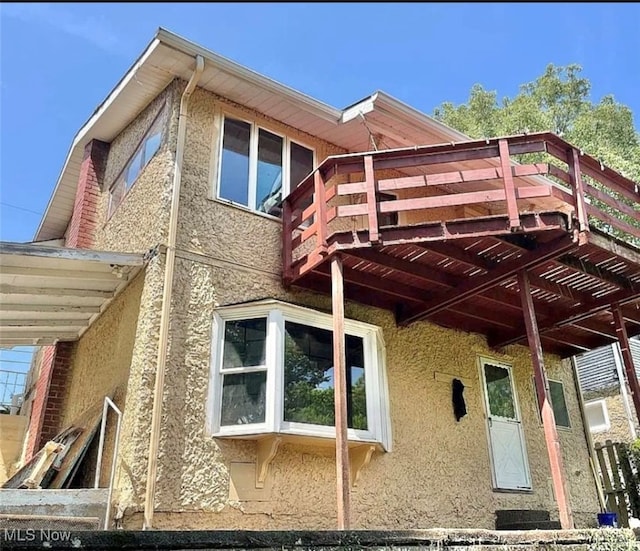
[584,399,611,433]
[214,113,316,214]
[478,356,532,491]
[205,300,391,450]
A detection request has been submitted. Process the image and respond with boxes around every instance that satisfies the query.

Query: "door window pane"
[283,321,367,429]
[484,363,516,419]
[256,129,283,214]
[290,142,314,188]
[220,371,266,425]
[549,380,570,428]
[219,118,251,206]
[223,318,267,369]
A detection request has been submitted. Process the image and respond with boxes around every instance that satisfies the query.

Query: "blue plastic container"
[597,512,618,528]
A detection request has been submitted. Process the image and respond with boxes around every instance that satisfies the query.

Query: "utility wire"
[0,201,43,216]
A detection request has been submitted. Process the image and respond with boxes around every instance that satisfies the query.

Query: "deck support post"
[518,270,574,529]
[331,255,351,529]
[612,304,640,427]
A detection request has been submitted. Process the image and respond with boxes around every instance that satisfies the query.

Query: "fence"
[593,439,640,527]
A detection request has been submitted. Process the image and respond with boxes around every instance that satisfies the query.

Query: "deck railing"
[283,132,640,284]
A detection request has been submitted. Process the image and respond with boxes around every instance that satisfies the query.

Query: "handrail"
[282,133,640,283]
[94,396,123,530]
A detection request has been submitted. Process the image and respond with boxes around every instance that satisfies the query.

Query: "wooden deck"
[282,132,640,358]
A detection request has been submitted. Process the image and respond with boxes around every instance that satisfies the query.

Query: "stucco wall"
[56,268,144,488]
[585,388,639,446]
[112,86,599,530]
[92,80,180,255]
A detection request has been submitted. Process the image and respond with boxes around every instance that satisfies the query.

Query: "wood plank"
[331,257,351,530]
[518,270,573,529]
[282,200,293,285]
[0,285,113,299]
[0,242,144,266]
[499,139,521,228]
[314,171,328,252]
[364,156,379,243]
[397,235,576,326]
[586,204,640,240]
[0,304,101,314]
[0,266,117,281]
[585,182,639,220]
[567,148,589,232]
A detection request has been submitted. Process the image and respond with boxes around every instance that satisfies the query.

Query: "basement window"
[216,115,315,217]
[108,107,166,219]
[207,300,391,450]
[584,399,610,433]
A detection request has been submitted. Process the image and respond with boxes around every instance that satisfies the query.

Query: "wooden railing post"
[282,199,293,286]
[567,147,589,234]
[314,170,329,253]
[498,139,521,229]
[363,155,379,243]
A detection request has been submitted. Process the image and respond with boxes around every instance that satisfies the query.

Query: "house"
[2,28,640,532]
[574,338,640,444]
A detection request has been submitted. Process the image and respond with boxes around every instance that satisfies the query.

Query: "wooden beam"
[559,254,635,290]
[364,155,379,243]
[331,256,351,530]
[0,304,101,314]
[612,305,640,428]
[567,147,589,232]
[0,242,144,266]
[0,266,120,281]
[499,139,521,228]
[518,270,574,529]
[493,288,640,348]
[397,236,576,326]
[314,170,328,252]
[0,285,113,299]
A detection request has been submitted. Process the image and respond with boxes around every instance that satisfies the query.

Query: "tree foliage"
[433,65,640,248]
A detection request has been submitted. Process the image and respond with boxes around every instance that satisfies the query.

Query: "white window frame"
[584,399,611,433]
[214,113,316,216]
[108,105,166,219]
[206,300,392,451]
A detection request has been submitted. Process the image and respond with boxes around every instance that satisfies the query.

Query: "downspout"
[612,343,638,441]
[143,54,205,530]
[570,356,607,512]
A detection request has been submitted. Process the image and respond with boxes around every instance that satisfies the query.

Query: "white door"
[481,359,531,490]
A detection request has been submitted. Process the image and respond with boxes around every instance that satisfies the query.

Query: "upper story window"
[108,107,165,219]
[207,300,391,450]
[217,116,315,217]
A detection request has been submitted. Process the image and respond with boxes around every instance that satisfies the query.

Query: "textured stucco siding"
[586,388,639,445]
[56,268,144,488]
[93,81,180,255]
[110,87,600,530]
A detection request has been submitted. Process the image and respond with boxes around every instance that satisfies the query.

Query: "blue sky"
[0,3,638,388]
[1,3,639,244]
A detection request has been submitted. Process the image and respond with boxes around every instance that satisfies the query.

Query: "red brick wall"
[24,346,55,460]
[66,139,109,249]
[25,139,109,460]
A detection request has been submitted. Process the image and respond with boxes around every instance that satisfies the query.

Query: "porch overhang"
[0,242,145,347]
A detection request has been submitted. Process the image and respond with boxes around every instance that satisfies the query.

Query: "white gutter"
[143,53,205,530]
[156,28,342,125]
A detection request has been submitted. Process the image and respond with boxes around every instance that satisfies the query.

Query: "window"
[207,300,391,450]
[217,116,315,216]
[533,378,571,428]
[108,107,165,218]
[584,399,610,433]
[549,380,570,428]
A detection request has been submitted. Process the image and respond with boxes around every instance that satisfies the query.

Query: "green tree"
[433,64,640,244]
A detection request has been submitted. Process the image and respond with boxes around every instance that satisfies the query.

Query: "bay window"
[207,300,391,450]
[216,116,315,216]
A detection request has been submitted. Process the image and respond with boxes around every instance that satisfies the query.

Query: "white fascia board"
[34,37,163,241]
[157,28,342,125]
